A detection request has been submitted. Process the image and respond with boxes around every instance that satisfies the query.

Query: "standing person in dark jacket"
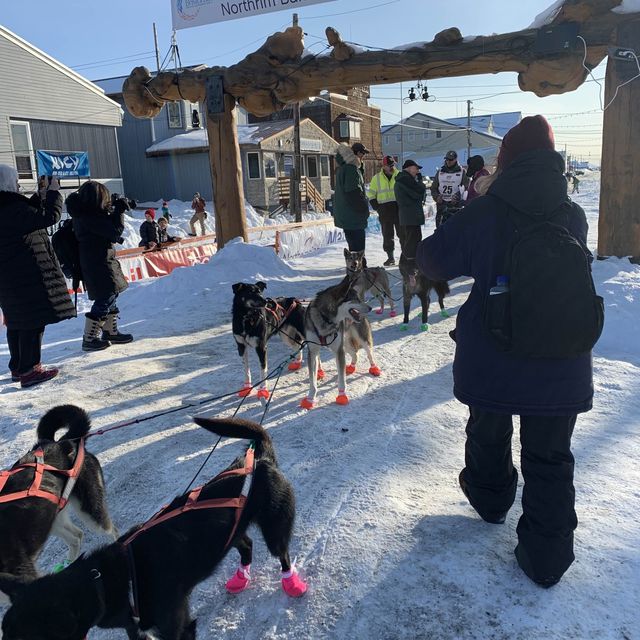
[0,166,75,387]
[139,209,160,249]
[394,159,426,265]
[332,143,370,252]
[416,116,593,588]
[66,182,133,351]
[465,155,490,203]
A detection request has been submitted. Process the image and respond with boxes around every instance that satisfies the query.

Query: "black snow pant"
[398,225,422,261]
[378,204,400,256]
[6,326,45,375]
[344,229,366,252]
[462,407,577,584]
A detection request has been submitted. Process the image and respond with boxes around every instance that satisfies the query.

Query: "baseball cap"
[351,142,370,155]
[382,155,396,167]
[402,159,423,170]
[445,150,458,161]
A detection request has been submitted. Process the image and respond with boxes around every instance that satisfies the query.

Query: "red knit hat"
[144,208,156,220]
[497,115,555,169]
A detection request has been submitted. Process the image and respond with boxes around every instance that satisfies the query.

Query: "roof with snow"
[446,112,521,138]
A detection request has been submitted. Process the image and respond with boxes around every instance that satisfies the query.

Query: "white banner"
[172,0,337,30]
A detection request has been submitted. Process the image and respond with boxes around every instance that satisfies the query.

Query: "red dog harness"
[0,439,86,510]
[121,446,255,622]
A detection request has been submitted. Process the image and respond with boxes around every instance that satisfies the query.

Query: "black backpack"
[484,201,604,358]
[52,219,82,293]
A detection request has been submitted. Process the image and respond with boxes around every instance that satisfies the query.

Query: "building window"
[395,133,401,142]
[383,135,390,145]
[263,152,276,178]
[436,130,442,139]
[422,131,429,140]
[339,119,361,139]
[167,102,183,128]
[283,154,294,177]
[247,152,261,179]
[10,121,35,180]
[320,155,330,177]
[189,102,201,128]
[307,155,319,178]
[408,132,415,142]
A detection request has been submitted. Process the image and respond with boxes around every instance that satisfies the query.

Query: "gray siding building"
[0,25,123,194]
[381,112,504,177]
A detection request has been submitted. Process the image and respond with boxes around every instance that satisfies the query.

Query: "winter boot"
[102,308,133,344]
[82,314,111,352]
[20,364,59,388]
[383,252,395,267]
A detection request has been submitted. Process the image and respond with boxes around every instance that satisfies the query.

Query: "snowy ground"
[1,172,639,639]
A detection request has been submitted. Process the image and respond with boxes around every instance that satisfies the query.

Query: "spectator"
[572,174,580,194]
[161,200,171,221]
[465,155,490,202]
[333,143,370,252]
[394,159,426,265]
[66,182,133,351]
[157,217,179,245]
[416,115,594,588]
[430,150,469,227]
[139,209,159,250]
[188,192,207,236]
[0,166,75,388]
[368,155,400,266]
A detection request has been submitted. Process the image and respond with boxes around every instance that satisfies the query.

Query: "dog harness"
[0,439,86,509]
[121,445,256,619]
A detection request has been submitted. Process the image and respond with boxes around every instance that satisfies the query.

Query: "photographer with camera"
[66,182,133,351]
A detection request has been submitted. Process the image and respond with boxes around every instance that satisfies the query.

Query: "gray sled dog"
[0,405,116,602]
[301,276,380,409]
[344,249,396,317]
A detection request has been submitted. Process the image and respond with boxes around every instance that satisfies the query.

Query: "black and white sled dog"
[344,248,396,317]
[0,417,306,640]
[301,276,380,410]
[0,405,116,601]
[232,281,306,399]
[398,257,450,331]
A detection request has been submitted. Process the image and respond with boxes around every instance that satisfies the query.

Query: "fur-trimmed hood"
[336,143,360,167]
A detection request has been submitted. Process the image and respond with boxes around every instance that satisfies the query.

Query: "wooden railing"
[277,176,325,213]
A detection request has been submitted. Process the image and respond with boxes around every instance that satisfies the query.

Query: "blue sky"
[2,0,606,160]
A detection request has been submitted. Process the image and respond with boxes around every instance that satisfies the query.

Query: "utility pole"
[466,99,472,162]
[292,13,303,222]
[152,22,160,72]
[399,82,404,163]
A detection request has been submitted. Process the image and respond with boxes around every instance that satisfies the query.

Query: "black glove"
[369,198,379,211]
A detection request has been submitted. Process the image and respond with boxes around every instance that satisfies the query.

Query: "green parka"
[332,144,370,230]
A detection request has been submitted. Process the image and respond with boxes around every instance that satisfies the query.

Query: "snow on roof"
[446,112,521,138]
[145,121,294,155]
[613,0,640,12]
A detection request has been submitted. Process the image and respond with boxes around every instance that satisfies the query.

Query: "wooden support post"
[205,91,248,248]
[598,21,640,261]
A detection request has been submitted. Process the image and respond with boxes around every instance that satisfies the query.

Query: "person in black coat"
[417,116,593,588]
[0,166,75,387]
[139,209,160,249]
[394,159,426,264]
[66,182,133,351]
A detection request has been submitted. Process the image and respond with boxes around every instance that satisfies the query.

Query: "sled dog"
[398,257,450,330]
[0,405,116,599]
[232,281,306,398]
[344,248,396,316]
[0,417,306,640]
[301,276,379,409]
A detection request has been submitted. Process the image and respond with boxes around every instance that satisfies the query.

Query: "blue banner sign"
[36,150,90,178]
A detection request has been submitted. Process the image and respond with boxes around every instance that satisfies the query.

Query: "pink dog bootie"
[257,388,270,400]
[282,567,307,597]
[238,383,252,398]
[226,565,251,594]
